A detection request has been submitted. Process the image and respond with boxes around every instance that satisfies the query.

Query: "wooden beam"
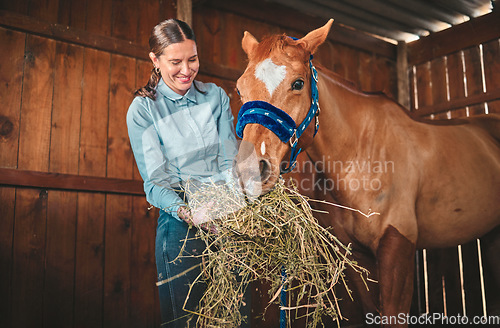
[408,10,500,66]
[177,0,193,27]
[415,88,500,117]
[397,41,410,109]
[0,10,148,60]
[0,10,241,82]
[0,168,145,196]
[199,0,396,59]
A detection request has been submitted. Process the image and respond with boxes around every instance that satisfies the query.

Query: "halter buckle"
[289,131,298,148]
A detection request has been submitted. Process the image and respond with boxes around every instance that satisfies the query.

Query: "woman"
[127,19,238,327]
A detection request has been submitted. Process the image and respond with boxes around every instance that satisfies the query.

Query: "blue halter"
[236,55,320,174]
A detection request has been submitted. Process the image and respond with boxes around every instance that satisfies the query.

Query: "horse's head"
[233,19,333,197]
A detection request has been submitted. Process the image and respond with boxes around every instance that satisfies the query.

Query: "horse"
[232,19,500,327]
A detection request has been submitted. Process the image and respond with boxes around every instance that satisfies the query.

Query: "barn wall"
[0,1,398,327]
[407,10,500,320]
[0,0,173,327]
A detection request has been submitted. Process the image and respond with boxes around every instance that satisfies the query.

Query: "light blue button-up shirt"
[127,79,237,220]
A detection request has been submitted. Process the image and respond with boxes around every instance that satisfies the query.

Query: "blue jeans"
[155,211,207,327]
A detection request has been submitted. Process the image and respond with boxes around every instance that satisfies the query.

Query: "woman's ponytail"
[134,67,161,100]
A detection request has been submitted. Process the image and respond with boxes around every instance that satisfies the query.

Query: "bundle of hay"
[181,178,369,328]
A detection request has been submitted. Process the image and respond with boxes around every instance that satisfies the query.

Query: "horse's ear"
[242,31,259,56]
[300,19,334,54]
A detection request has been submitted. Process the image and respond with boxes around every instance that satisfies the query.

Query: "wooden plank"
[43,190,78,328]
[375,54,398,101]
[358,52,374,92]
[86,0,112,36]
[440,247,462,316]
[75,46,111,325]
[107,54,135,179]
[111,0,138,42]
[219,10,243,70]
[80,48,110,177]
[408,11,500,66]
[461,241,484,317]
[331,43,360,87]
[425,249,446,314]
[0,10,147,60]
[74,192,105,328]
[159,0,177,21]
[28,0,59,23]
[130,197,159,327]
[446,51,466,102]
[480,230,500,318]
[57,0,86,30]
[0,187,16,328]
[103,53,136,327]
[104,194,133,328]
[42,40,82,328]
[177,0,193,27]
[199,0,396,59]
[397,41,410,109]
[411,250,426,315]
[430,57,448,106]
[488,100,500,114]
[483,39,500,114]
[0,27,25,168]
[0,168,144,195]
[0,0,29,14]
[137,0,159,47]
[415,88,500,117]
[49,41,84,174]
[463,46,486,115]
[18,34,56,171]
[74,44,110,328]
[194,5,222,66]
[11,188,48,327]
[414,62,433,111]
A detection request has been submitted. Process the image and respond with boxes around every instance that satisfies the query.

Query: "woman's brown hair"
[135,19,201,100]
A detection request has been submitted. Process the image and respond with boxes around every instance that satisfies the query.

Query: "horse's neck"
[309,70,409,163]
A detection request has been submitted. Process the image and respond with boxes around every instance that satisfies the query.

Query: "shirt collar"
[157,79,198,104]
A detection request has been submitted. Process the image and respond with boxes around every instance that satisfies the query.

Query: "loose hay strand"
[179,178,371,327]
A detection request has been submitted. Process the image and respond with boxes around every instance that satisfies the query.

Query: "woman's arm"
[127,99,185,221]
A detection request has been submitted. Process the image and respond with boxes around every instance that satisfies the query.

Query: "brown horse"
[233,19,500,327]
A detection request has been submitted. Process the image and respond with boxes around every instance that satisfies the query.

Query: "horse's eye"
[236,88,241,96]
[292,79,304,91]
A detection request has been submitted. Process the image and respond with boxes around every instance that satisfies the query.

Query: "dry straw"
[178,178,371,327]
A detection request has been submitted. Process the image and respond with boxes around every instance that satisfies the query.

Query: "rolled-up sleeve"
[126,98,184,220]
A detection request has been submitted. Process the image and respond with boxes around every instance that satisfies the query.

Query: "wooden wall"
[0,0,176,327]
[407,11,500,321]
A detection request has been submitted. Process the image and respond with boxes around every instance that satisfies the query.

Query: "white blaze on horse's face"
[254,58,287,96]
[260,141,266,156]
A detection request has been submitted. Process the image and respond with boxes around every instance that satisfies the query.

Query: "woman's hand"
[177,204,218,234]
[177,206,193,224]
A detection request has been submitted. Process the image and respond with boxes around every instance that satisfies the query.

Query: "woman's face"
[150,39,199,95]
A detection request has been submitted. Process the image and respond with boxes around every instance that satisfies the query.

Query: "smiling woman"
[126,18,241,327]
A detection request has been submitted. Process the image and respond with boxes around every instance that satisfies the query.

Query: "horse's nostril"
[259,159,271,183]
